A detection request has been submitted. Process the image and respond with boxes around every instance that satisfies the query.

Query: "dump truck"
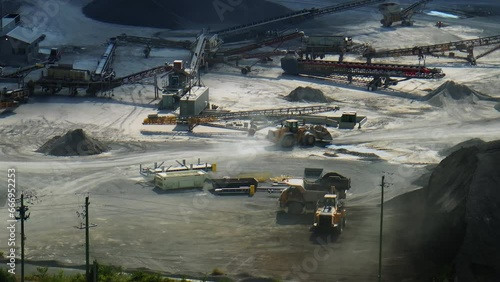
[267,119,332,148]
[278,168,351,214]
[303,168,351,200]
[312,194,346,233]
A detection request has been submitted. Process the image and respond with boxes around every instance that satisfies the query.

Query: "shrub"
[0,268,16,282]
[211,267,225,276]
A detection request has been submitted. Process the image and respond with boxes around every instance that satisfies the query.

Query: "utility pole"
[85,196,90,282]
[16,193,30,282]
[378,175,385,282]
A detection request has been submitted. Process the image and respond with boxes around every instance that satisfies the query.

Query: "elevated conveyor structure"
[281,54,444,91]
[213,0,386,40]
[198,105,340,119]
[181,33,211,88]
[94,38,117,81]
[36,64,180,95]
[116,34,192,49]
[401,0,432,18]
[143,106,341,130]
[1,63,45,79]
[379,0,432,27]
[215,31,304,57]
[364,34,500,65]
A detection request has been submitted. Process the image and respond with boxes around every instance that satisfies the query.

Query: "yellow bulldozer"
[267,119,332,147]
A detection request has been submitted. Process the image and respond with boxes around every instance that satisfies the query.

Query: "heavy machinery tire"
[280,134,295,148]
[248,128,256,137]
[304,134,316,146]
[287,202,304,214]
[241,67,249,75]
[336,219,344,234]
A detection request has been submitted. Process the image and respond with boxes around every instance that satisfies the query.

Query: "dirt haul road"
[0,141,427,281]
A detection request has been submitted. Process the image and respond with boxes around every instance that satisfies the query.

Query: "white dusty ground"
[0,0,500,281]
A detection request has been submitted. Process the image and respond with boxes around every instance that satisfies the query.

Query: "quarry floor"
[1,0,500,281]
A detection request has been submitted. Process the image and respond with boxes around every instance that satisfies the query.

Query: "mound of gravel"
[388,139,500,281]
[37,129,109,156]
[285,86,332,103]
[422,140,500,281]
[439,138,486,157]
[82,0,291,29]
[424,81,497,107]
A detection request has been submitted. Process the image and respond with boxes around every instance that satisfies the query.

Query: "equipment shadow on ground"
[152,187,203,194]
[0,111,16,118]
[275,211,314,225]
[308,230,340,245]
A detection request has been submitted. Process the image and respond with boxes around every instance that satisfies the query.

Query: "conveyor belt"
[198,105,340,119]
[217,31,304,57]
[36,65,177,94]
[365,34,500,59]
[213,0,385,38]
[401,0,432,18]
[282,57,445,79]
[116,34,192,49]
[94,38,117,80]
[2,63,45,79]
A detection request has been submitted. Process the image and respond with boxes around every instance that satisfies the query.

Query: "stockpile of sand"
[37,129,109,156]
[424,80,498,107]
[82,0,291,29]
[285,86,333,103]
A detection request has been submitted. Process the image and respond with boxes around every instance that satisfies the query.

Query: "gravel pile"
[82,0,291,29]
[438,138,485,157]
[37,129,109,156]
[424,80,498,107]
[388,139,500,281]
[285,86,333,103]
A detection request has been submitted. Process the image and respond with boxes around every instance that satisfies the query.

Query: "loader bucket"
[311,125,332,141]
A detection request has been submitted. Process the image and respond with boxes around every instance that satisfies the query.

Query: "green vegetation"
[211,267,225,276]
[0,268,17,282]
[1,264,216,282]
[23,267,85,282]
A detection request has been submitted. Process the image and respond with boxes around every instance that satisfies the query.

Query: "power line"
[15,193,30,282]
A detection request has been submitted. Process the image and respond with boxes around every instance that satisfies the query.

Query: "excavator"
[267,119,332,147]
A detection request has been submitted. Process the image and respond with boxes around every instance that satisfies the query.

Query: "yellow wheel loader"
[267,119,332,148]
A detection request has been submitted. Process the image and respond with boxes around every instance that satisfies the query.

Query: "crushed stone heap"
[285,86,333,103]
[37,129,109,156]
[388,139,500,281]
[424,80,498,107]
[421,139,500,281]
[82,0,291,29]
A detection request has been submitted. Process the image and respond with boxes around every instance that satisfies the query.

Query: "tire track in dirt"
[42,169,120,195]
